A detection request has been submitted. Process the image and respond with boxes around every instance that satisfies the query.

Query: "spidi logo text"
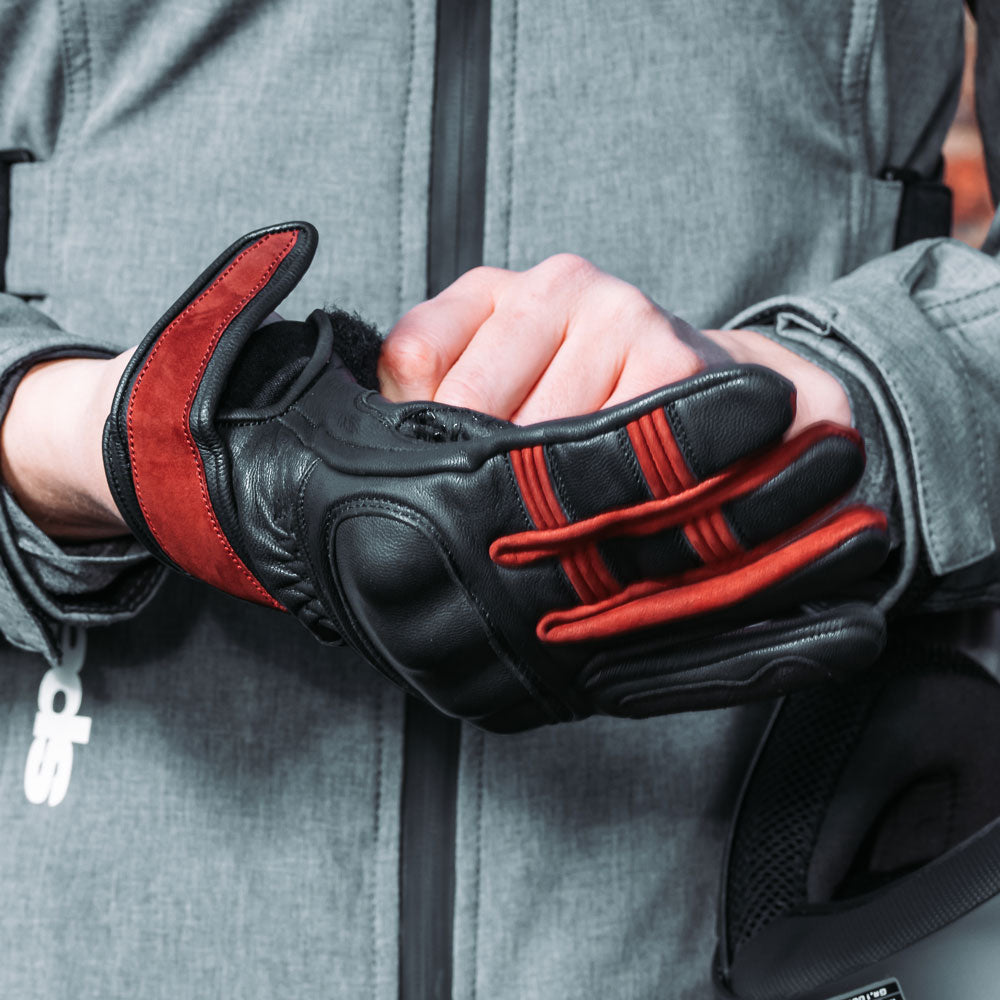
[23,627,90,807]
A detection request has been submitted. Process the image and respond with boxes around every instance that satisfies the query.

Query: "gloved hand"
[103,222,889,732]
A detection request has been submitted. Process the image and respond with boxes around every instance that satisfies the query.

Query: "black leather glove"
[103,222,890,732]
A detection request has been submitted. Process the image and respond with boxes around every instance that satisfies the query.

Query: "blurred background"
[944,12,994,246]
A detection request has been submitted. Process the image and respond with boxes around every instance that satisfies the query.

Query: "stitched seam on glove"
[609,620,885,706]
[318,492,567,723]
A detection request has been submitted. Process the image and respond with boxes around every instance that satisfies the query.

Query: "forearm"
[702,328,852,434]
[1,350,133,539]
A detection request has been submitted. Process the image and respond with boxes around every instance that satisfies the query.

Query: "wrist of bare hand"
[701,328,852,435]
[0,350,135,540]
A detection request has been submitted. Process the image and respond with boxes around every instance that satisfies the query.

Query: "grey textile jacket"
[1,0,998,997]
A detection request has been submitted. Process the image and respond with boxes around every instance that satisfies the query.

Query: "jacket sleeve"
[0,6,163,664]
[0,294,162,664]
[725,7,1000,616]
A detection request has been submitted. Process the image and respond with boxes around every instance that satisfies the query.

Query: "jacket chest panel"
[482,0,960,326]
[7,0,963,339]
[7,0,437,340]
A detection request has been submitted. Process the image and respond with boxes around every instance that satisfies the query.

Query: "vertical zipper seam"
[467,730,485,1000]
[503,0,519,269]
[370,685,384,1000]
[397,0,418,318]
[52,0,94,296]
[401,0,491,994]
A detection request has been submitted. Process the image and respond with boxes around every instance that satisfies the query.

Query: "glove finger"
[618,364,796,479]
[519,365,794,519]
[533,503,888,643]
[579,601,887,718]
[482,366,797,604]
[494,420,867,589]
[606,417,865,584]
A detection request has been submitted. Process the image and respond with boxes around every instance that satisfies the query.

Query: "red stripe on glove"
[509,446,617,604]
[627,409,741,564]
[492,422,860,566]
[127,230,301,608]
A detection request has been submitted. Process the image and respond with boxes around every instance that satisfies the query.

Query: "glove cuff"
[102,222,317,605]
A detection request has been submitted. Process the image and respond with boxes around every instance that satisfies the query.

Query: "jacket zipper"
[398,1,492,998]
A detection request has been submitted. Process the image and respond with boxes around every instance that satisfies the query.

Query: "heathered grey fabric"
[0,0,997,998]
[0,576,405,1000]
[1,1,430,996]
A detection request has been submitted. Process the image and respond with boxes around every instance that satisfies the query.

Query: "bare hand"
[378,255,850,435]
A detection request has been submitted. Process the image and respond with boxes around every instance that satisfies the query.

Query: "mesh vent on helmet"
[723,680,875,960]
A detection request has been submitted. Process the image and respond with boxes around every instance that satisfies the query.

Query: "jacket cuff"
[0,296,163,663]
[727,237,1000,611]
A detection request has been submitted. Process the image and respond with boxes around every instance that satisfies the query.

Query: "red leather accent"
[509,446,616,603]
[651,407,692,489]
[683,514,727,564]
[509,448,536,518]
[709,510,742,556]
[491,422,859,567]
[629,413,687,493]
[127,230,301,608]
[626,409,741,564]
[536,505,888,643]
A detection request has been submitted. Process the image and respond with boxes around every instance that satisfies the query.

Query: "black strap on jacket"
[0,149,33,294]
[882,163,953,249]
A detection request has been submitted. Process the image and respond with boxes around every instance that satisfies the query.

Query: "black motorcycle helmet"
[714,636,1000,1000]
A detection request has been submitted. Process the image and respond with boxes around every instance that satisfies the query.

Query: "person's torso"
[0,2,965,997]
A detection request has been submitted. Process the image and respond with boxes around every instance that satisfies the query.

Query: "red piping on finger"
[651,408,692,490]
[508,446,616,603]
[491,421,862,567]
[629,411,713,561]
[536,504,887,643]
[709,509,742,556]
[627,409,741,563]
